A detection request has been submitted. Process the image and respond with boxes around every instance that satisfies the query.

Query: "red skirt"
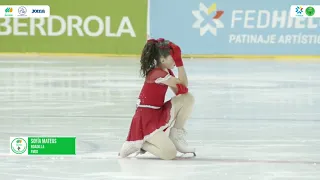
[119,100,175,157]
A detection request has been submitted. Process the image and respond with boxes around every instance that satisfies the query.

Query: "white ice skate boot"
[169,128,196,156]
[118,142,141,158]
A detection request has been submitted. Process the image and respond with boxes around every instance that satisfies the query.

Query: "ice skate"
[119,148,146,158]
[169,127,196,156]
[140,148,147,154]
[118,141,142,158]
[133,148,146,157]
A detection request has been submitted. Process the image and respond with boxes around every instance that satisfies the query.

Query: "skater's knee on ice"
[162,152,176,160]
[160,146,177,160]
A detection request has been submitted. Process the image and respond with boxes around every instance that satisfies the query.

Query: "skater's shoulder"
[144,68,172,84]
[147,68,170,80]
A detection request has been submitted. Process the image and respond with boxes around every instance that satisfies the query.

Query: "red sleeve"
[146,68,170,83]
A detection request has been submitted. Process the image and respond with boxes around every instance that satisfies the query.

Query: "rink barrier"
[0,52,320,61]
[1,0,319,57]
[0,0,148,55]
[149,0,320,56]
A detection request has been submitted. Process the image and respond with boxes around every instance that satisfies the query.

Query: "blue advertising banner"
[150,0,320,56]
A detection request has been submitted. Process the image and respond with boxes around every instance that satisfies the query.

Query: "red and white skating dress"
[119,68,176,157]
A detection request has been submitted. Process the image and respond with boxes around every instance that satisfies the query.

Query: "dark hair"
[140,39,171,77]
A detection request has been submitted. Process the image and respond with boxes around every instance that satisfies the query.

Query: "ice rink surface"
[0,56,320,180]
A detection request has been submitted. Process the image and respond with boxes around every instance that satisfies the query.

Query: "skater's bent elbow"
[161,77,185,88]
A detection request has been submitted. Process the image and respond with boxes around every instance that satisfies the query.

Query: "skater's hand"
[169,42,183,67]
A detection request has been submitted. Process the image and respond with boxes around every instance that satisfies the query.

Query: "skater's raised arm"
[159,76,182,87]
[160,67,188,89]
[169,42,188,87]
[170,86,178,94]
[157,76,189,95]
[176,66,188,87]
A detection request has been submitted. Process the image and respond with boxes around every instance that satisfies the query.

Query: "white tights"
[142,93,195,160]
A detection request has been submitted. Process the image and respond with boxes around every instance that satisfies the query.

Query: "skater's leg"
[169,93,195,153]
[171,93,195,128]
[142,131,177,160]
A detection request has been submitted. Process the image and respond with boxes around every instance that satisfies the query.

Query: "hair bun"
[157,38,165,42]
[147,39,157,44]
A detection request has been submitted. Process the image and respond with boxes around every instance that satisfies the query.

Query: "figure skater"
[119,38,195,160]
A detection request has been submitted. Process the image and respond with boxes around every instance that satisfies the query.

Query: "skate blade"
[176,152,196,159]
[181,152,196,156]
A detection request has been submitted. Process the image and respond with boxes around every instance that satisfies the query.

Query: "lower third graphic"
[192,2,224,36]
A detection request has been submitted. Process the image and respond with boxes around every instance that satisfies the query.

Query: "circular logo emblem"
[18,6,27,16]
[305,6,315,16]
[11,138,27,154]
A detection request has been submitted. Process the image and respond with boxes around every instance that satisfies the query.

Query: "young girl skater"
[119,38,195,160]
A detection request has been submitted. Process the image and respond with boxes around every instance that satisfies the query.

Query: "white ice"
[0,56,320,180]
